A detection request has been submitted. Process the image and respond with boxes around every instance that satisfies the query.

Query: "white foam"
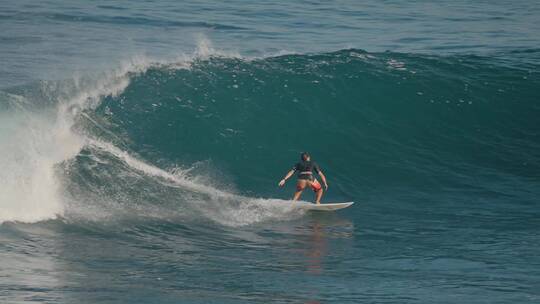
[193,35,242,59]
[87,139,305,226]
[387,58,407,71]
[0,57,155,224]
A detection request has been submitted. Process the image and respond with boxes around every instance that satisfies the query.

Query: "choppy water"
[1,1,539,303]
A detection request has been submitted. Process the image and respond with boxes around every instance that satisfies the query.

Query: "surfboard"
[299,202,354,211]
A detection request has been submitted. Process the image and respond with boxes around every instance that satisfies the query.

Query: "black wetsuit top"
[293,161,321,180]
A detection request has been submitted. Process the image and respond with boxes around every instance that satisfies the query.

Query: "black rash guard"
[293,161,321,180]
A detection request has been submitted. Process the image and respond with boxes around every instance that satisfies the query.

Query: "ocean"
[1,1,539,303]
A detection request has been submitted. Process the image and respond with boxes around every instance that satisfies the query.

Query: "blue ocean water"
[1,1,539,303]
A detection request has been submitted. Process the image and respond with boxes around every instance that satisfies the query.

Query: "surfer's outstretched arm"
[318,170,328,190]
[278,170,295,187]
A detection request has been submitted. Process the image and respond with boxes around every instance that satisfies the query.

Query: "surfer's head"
[300,152,310,161]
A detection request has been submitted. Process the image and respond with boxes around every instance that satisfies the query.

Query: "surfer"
[278,152,328,204]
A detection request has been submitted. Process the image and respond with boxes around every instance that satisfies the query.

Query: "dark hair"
[300,152,310,161]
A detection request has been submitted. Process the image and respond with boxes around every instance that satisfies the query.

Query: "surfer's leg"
[293,180,307,200]
[293,190,303,200]
[315,189,323,204]
[311,179,323,204]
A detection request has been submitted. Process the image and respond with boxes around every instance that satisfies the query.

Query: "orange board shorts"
[297,179,322,192]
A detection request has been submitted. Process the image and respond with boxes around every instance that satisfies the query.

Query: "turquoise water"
[1,1,539,303]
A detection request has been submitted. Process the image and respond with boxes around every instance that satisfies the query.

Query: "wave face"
[1,49,539,303]
[89,49,539,200]
[1,49,539,225]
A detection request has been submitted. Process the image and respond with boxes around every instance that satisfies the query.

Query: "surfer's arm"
[278,169,295,187]
[318,170,328,190]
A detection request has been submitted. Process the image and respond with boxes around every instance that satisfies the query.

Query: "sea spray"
[0,56,153,223]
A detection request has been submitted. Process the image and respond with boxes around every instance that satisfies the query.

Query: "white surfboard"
[299,202,354,211]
